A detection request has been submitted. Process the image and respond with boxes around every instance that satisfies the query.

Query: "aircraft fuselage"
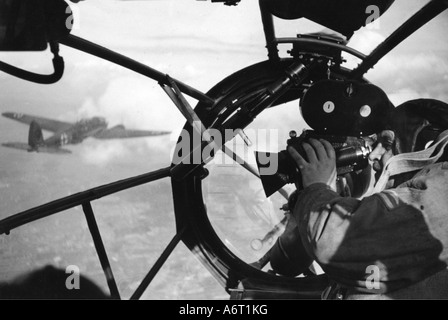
[44,117,108,147]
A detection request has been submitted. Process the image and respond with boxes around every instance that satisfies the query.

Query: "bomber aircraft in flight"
[1,112,171,154]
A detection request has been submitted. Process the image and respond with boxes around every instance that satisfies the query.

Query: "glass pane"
[204,101,308,266]
[142,243,228,300]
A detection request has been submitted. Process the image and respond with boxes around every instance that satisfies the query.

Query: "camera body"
[256,130,372,197]
[285,130,372,181]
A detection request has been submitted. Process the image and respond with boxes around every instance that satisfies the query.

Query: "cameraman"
[271,99,448,299]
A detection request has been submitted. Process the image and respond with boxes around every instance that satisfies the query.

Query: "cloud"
[340,29,448,106]
[57,0,268,167]
[387,88,422,106]
[73,75,185,165]
[87,76,184,129]
[71,0,264,51]
[369,52,448,104]
[80,140,128,165]
[348,29,387,55]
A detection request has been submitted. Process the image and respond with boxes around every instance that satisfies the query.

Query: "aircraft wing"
[2,112,73,133]
[2,142,31,151]
[93,125,171,139]
[2,142,71,154]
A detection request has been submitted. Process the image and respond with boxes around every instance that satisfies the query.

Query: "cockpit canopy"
[90,117,107,127]
[78,117,107,128]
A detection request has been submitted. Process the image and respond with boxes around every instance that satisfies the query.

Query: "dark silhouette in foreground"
[0,265,111,299]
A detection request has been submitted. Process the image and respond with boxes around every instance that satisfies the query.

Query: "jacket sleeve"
[293,182,445,292]
[294,183,367,265]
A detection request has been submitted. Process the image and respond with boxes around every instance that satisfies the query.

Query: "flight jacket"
[294,131,448,298]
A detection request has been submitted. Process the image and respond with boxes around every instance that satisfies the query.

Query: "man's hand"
[288,138,337,191]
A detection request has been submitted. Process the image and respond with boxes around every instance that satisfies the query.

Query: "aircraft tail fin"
[2,121,71,154]
[28,120,44,150]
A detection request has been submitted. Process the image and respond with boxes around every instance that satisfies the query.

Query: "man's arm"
[287,139,447,291]
[293,182,369,264]
[269,139,339,276]
[269,213,313,276]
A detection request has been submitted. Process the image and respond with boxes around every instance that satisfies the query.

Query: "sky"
[0,0,447,300]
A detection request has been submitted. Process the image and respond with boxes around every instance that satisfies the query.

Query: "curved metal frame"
[0,42,64,84]
[260,0,447,79]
